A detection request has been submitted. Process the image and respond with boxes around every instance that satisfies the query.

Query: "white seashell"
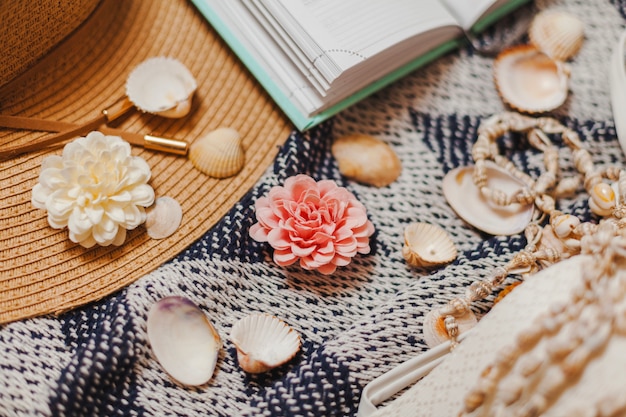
[230,313,301,374]
[402,222,457,268]
[588,182,616,216]
[552,214,580,239]
[189,127,245,178]
[147,296,222,386]
[528,10,584,62]
[331,133,402,187]
[443,161,534,236]
[126,56,197,118]
[422,309,478,349]
[494,44,570,114]
[145,196,183,239]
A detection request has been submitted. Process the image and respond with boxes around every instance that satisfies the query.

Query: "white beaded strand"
[460,220,626,416]
[431,112,626,351]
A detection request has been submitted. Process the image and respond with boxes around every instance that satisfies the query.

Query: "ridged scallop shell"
[529,10,584,61]
[189,127,245,178]
[494,44,570,114]
[126,56,197,118]
[402,222,457,268]
[422,308,478,349]
[331,134,401,187]
[230,313,301,374]
[443,161,534,236]
[145,196,183,239]
[147,296,222,386]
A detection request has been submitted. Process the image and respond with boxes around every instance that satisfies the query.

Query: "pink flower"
[250,174,375,274]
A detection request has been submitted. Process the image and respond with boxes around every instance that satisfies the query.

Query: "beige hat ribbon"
[0,98,188,159]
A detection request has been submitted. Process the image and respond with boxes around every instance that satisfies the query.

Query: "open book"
[190,0,530,131]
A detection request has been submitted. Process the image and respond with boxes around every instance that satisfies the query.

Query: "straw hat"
[0,0,293,324]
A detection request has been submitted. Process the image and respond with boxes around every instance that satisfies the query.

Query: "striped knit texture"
[1,0,625,415]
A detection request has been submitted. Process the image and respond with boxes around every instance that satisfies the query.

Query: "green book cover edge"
[190,0,531,131]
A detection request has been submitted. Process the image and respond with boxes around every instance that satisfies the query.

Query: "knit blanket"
[2,0,625,415]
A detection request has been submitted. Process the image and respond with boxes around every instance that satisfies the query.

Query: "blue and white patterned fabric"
[2,0,625,415]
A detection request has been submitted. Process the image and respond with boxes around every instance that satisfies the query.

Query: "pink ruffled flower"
[249,174,375,274]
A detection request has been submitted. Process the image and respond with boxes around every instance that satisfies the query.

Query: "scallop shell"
[126,56,197,118]
[422,308,478,349]
[529,10,584,62]
[443,161,534,236]
[189,127,245,178]
[494,44,570,114]
[145,196,183,239]
[402,222,457,268]
[331,133,401,187]
[230,313,301,374]
[147,296,222,386]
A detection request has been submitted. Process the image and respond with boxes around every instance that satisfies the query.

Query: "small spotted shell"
[422,309,477,349]
[230,313,301,374]
[529,10,584,62]
[126,56,197,118]
[189,127,245,178]
[145,196,183,239]
[552,213,580,239]
[331,133,401,187]
[402,222,457,268]
[494,44,570,114]
[588,182,617,216]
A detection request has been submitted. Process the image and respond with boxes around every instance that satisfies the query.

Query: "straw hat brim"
[0,0,293,324]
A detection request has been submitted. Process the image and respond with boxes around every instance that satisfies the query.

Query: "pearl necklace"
[433,112,626,348]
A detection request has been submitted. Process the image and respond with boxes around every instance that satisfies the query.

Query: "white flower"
[32,131,155,248]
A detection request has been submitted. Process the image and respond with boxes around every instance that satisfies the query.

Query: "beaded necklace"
[429,111,626,415]
[462,221,626,416]
[431,112,626,348]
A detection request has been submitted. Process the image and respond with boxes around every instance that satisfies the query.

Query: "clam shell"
[331,133,401,187]
[402,222,457,268]
[529,10,584,62]
[422,308,478,349]
[443,161,534,236]
[145,196,183,239]
[126,56,197,118]
[494,44,569,114]
[189,127,245,178]
[230,313,301,374]
[147,296,222,386]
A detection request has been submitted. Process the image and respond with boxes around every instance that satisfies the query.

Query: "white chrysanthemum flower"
[32,131,155,248]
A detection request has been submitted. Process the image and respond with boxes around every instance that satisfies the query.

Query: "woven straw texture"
[1,0,625,416]
[0,0,101,88]
[0,0,292,323]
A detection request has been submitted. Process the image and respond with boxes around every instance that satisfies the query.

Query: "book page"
[440,0,504,30]
[219,1,324,118]
[244,0,330,95]
[260,0,459,82]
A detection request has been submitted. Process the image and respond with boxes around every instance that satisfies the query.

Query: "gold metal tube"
[143,135,189,156]
[102,98,135,123]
